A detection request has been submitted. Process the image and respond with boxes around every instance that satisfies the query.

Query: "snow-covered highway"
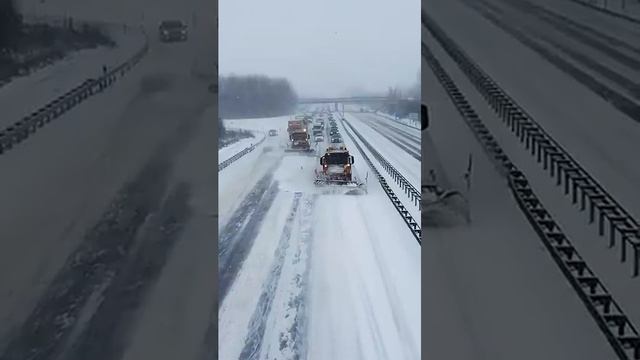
[217,110,421,360]
[0,0,217,358]
[423,0,640,358]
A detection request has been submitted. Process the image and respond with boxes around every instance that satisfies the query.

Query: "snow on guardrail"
[340,116,422,245]
[218,131,267,172]
[0,23,149,155]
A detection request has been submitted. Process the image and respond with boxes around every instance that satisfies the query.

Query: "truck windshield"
[324,152,349,165]
[291,133,307,140]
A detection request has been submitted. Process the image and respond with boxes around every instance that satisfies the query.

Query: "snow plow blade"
[314,178,367,195]
[285,148,314,153]
[422,188,470,227]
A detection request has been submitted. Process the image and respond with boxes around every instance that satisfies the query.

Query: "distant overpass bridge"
[297,96,419,113]
[297,96,391,104]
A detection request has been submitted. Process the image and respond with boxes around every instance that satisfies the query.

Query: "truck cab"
[320,146,355,181]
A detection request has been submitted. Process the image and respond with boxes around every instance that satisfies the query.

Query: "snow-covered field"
[218,111,421,359]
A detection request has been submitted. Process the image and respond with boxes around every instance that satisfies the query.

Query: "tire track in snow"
[481,0,640,100]
[63,183,192,360]
[356,278,390,360]
[239,192,303,359]
[355,201,420,359]
[365,120,420,154]
[460,0,640,123]
[262,194,316,360]
[0,154,172,360]
[499,0,640,67]
[218,172,273,255]
[218,173,280,306]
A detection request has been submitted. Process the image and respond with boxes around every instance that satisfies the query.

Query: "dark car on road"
[159,20,188,42]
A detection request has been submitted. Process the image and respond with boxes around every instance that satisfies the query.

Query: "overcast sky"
[219,0,420,98]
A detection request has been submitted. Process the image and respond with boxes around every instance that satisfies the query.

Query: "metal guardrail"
[424,14,640,278]
[340,117,421,245]
[423,28,640,360]
[0,25,149,155]
[218,133,266,172]
[342,118,421,207]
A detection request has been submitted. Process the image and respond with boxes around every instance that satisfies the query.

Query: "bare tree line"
[218,74,298,119]
[380,71,420,117]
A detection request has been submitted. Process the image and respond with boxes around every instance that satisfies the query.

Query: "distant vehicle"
[314,135,324,142]
[330,129,339,136]
[330,136,343,144]
[159,20,188,42]
[269,129,278,136]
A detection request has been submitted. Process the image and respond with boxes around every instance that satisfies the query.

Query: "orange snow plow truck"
[314,145,365,188]
[286,120,312,152]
